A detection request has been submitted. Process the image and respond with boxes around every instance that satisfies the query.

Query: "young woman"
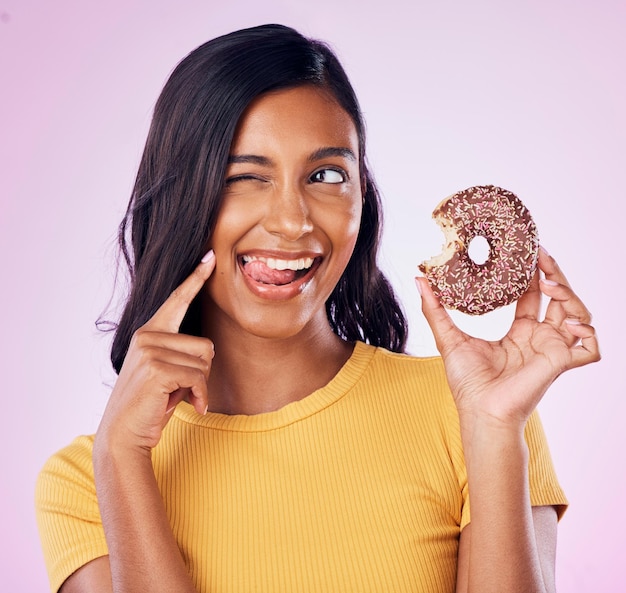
[36,24,599,593]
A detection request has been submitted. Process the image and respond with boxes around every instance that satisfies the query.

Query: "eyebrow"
[227,154,272,166]
[308,147,357,162]
[226,146,357,166]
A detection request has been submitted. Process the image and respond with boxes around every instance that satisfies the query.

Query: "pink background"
[2,0,624,590]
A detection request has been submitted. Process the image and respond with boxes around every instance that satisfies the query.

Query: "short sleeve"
[35,435,108,593]
[524,410,568,518]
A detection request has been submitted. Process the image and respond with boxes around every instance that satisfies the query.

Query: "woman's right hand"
[96,250,216,453]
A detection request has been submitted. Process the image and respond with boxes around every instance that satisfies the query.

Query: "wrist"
[93,428,153,470]
[458,406,528,438]
[459,412,529,467]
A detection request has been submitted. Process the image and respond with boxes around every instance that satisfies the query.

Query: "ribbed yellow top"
[36,342,567,592]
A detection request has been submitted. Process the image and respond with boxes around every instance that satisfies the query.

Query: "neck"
[202,313,354,416]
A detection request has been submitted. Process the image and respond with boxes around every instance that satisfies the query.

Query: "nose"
[263,186,314,241]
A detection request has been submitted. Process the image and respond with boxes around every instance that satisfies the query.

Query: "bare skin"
[418,248,600,592]
[198,85,363,415]
[90,253,217,593]
[61,87,600,592]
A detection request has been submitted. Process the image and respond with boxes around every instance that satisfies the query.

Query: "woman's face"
[203,85,363,342]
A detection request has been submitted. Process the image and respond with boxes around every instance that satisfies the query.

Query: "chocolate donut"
[419,185,539,315]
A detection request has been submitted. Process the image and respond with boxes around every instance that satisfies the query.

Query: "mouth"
[240,254,319,286]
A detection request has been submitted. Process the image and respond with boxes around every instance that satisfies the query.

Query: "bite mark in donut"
[419,185,539,315]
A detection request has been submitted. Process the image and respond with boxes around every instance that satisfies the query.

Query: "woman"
[36,24,599,592]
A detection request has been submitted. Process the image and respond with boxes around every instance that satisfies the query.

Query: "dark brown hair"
[109,24,407,373]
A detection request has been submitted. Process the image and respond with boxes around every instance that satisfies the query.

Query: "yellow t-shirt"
[36,342,567,592]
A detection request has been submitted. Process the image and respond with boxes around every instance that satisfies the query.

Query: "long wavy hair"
[109,23,407,374]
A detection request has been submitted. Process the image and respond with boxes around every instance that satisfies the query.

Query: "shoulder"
[35,435,107,593]
[361,344,451,402]
[352,343,458,429]
[353,344,469,502]
[35,434,100,528]
[36,435,96,496]
[368,345,446,375]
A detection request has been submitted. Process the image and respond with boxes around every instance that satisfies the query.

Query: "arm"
[60,557,112,593]
[417,248,599,593]
[456,506,558,593]
[456,416,555,592]
[64,252,216,592]
[89,441,199,593]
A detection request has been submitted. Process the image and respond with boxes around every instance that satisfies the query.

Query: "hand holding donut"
[96,251,216,453]
[416,248,600,429]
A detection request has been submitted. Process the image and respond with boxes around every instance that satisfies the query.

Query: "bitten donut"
[419,185,539,315]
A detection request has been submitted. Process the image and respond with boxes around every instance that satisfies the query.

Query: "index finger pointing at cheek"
[145,250,216,333]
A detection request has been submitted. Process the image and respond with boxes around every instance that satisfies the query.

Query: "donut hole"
[468,235,490,265]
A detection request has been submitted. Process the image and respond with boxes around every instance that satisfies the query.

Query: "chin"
[239,305,330,343]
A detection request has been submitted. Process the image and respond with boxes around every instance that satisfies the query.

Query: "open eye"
[310,168,346,184]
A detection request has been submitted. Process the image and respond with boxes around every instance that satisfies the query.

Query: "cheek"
[211,199,251,238]
[326,199,363,259]
[208,198,259,256]
[343,197,364,239]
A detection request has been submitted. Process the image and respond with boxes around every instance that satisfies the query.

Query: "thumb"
[415,276,464,355]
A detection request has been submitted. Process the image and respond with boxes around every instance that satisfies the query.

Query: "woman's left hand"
[416,247,600,428]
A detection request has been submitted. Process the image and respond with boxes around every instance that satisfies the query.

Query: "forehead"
[230,85,359,156]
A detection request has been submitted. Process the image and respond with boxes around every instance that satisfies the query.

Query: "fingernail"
[203,405,209,415]
[541,278,559,286]
[540,245,550,256]
[201,249,215,263]
[414,277,423,296]
[166,404,177,415]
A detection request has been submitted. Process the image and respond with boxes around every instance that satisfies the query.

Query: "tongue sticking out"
[243,260,298,285]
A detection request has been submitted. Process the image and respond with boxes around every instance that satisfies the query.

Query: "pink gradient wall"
[2,0,623,590]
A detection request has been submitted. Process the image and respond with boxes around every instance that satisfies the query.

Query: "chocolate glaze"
[419,185,539,315]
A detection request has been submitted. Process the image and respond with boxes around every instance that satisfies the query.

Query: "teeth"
[242,255,314,271]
